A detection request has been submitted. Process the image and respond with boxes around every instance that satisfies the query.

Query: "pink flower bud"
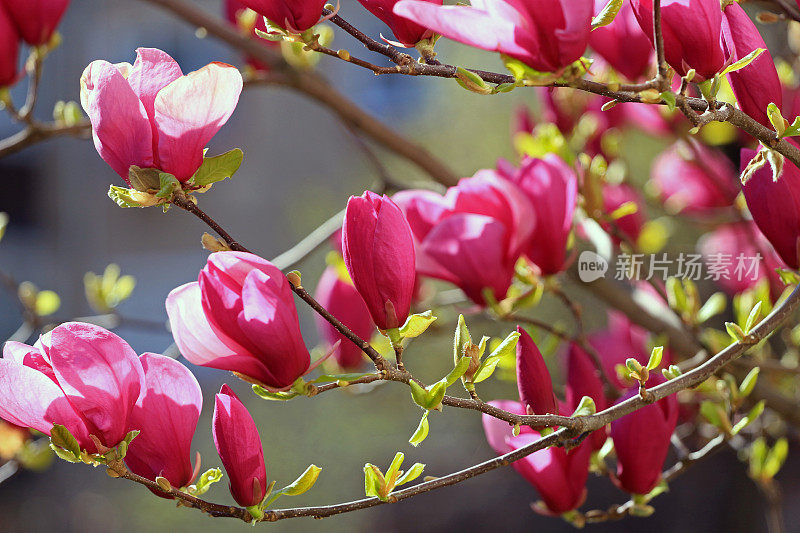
[0,0,70,46]
[394,173,534,305]
[741,146,800,269]
[125,353,202,494]
[0,323,145,452]
[501,156,578,275]
[225,0,279,71]
[699,222,785,295]
[516,328,557,416]
[590,0,653,81]
[357,0,441,47]
[342,191,416,330]
[631,0,725,81]
[507,432,591,515]
[213,385,267,507]
[610,388,678,495]
[80,48,242,183]
[314,266,375,370]
[651,140,738,213]
[721,2,781,128]
[603,183,646,244]
[238,0,326,33]
[565,343,608,450]
[394,0,593,73]
[166,252,311,389]
[0,5,20,88]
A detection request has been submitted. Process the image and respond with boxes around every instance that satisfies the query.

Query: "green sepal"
[50,424,81,458]
[155,173,181,198]
[108,185,143,208]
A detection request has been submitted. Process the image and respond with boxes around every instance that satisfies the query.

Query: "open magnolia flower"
[80,48,242,184]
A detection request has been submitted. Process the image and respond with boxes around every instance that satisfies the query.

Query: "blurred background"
[0,1,797,531]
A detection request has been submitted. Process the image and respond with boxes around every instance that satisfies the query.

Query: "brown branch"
[0,121,91,159]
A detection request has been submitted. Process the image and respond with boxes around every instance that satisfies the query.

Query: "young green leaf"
[720,48,765,77]
[738,367,760,398]
[744,301,763,334]
[398,310,437,339]
[192,148,244,187]
[409,411,430,447]
[274,465,322,497]
[396,462,425,486]
[697,292,726,323]
[252,385,300,401]
[190,468,223,496]
[591,0,624,29]
[646,346,664,371]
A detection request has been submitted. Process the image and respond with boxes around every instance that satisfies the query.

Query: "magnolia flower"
[225,0,279,72]
[516,328,558,416]
[589,0,653,81]
[213,385,268,507]
[0,5,19,87]
[166,252,311,389]
[125,353,202,494]
[342,191,416,330]
[0,0,70,45]
[393,0,593,73]
[565,343,607,450]
[394,173,535,305]
[631,0,725,81]
[356,0,441,47]
[80,48,242,183]
[238,0,326,33]
[0,322,144,453]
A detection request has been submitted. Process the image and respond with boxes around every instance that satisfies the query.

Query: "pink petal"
[125,353,202,490]
[0,359,89,442]
[47,322,145,448]
[154,62,243,180]
[80,60,154,181]
[481,399,528,454]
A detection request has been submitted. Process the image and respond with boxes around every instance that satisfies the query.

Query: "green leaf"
[571,396,596,417]
[396,462,425,486]
[700,400,724,428]
[425,380,447,410]
[781,116,800,138]
[472,330,520,384]
[697,292,726,323]
[50,424,81,457]
[409,411,430,447]
[721,48,765,77]
[50,444,80,463]
[455,66,492,95]
[453,314,471,364]
[749,438,768,479]
[738,367,760,398]
[363,464,385,500]
[725,322,746,342]
[252,384,300,401]
[312,372,374,384]
[108,185,143,208]
[744,301,763,334]
[763,438,789,478]
[273,465,321,497]
[409,380,430,409]
[385,452,405,485]
[398,310,437,339]
[646,346,664,371]
[192,148,244,187]
[767,102,786,137]
[155,173,180,199]
[732,400,765,435]
[592,0,624,29]
[666,277,687,313]
[660,91,676,111]
[445,355,472,387]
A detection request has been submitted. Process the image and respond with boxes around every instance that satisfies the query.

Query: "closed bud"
[516,328,557,417]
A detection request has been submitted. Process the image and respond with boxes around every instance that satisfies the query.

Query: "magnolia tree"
[2,0,800,529]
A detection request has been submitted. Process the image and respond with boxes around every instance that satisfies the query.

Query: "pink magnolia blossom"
[238,0,326,33]
[342,191,416,330]
[500,155,578,275]
[721,2,781,128]
[213,385,267,508]
[225,0,279,72]
[393,0,593,73]
[124,353,202,494]
[590,0,653,81]
[0,0,70,46]
[741,145,800,270]
[481,401,590,515]
[0,5,19,88]
[314,266,374,370]
[80,48,242,183]
[394,173,535,305]
[611,386,679,495]
[0,322,144,453]
[565,343,607,450]
[357,0,441,47]
[166,252,310,389]
[651,140,738,213]
[631,0,725,81]
[699,223,786,295]
[516,327,557,416]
